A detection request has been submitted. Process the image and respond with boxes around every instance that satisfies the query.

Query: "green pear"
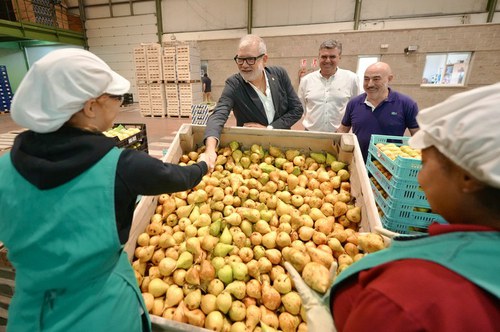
[326,152,337,164]
[310,152,326,164]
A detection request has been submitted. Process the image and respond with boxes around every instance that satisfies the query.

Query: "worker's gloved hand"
[284,261,338,332]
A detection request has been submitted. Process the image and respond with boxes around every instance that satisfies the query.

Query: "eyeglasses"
[107,94,124,103]
[233,54,265,65]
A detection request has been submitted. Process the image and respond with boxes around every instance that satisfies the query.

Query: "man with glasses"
[298,40,359,133]
[204,34,303,170]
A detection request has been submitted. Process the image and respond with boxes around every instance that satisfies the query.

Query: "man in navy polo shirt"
[337,62,419,161]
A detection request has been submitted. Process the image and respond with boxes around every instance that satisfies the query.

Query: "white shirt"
[299,68,359,132]
[250,72,275,124]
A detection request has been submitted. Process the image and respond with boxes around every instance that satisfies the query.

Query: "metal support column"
[354,0,362,30]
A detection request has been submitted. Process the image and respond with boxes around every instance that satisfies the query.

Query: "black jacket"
[10,126,207,244]
[204,66,303,140]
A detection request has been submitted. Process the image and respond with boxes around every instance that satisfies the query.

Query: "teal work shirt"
[329,231,500,307]
[0,147,151,331]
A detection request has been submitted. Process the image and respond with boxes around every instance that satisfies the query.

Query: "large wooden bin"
[125,124,383,331]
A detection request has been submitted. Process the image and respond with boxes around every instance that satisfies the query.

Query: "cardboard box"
[125,124,384,331]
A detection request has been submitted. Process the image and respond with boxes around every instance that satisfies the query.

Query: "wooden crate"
[124,125,384,331]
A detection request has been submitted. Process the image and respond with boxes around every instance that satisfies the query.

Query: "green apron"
[0,148,151,331]
[329,231,500,307]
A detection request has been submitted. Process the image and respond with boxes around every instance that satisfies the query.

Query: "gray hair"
[319,40,342,54]
[239,35,267,54]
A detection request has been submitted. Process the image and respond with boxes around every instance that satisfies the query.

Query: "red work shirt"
[332,224,500,332]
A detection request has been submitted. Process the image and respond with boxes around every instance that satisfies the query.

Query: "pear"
[177,204,195,219]
[246,260,260,280]
[216,291,233,314]
[213,243,234,257]
[326,152,337,164]
[310,152,326,164]
[230,261,249,281]
[346,206,362,223]
[224,212,242,226]
[185,265,201,286]
[242,208,261,223]
[186,237,203,260]
[272,157,284,170]
[285,149,300,161]
[259,163,275,173]
[201,235,219,252]
[225,280,247,300]
[240,156,251,169]
[232,149,243,163]
[240,220,253,238]
[229,141,240,152]
[306,246,334,269]
[331,161,347,172]
[269,145,283,158]
[220,227,233,244]
[333,201,349,217]
[177,251,194,270]
[217,265,233,285]
[209,218,222,237]
[251,144,265,158]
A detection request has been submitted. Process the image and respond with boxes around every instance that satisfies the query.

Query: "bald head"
[364,62,394,103]
[366,62,393,77]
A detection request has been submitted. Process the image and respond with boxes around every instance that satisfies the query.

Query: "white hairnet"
[410,82,500,188]
[11,48,130,133]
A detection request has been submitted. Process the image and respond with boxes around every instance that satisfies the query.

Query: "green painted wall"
[0,42,28,94]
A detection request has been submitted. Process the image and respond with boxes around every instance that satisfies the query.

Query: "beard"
[239,63,264,82]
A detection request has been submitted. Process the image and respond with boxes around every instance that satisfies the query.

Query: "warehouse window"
[356,56,380,93]
[421,52,471,86]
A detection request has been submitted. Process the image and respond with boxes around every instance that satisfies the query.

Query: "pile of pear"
[375,143,421,161]
[132,142,386,332]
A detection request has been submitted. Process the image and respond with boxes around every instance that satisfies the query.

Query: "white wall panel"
[133,1,156,15]
[361,0,488,20]
[86,14,156,28]
[162,0,247,33]
[253,0,353,27]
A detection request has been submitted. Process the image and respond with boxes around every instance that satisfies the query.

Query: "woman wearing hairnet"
[0,49,208,331]
[286,83,500,331]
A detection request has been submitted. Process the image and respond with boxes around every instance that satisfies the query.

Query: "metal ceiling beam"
[155,0,162,43]
[0,19,85,46]
[487,0,497,22]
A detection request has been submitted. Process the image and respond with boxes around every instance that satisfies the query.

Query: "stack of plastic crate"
[149,83,166,117]
[136,84,151,117]
[176,43,201,81]
[178,82,202,117]
[145,43,163,83]
[0,66,13,113]
[165,83,180,117]
[367,134,446,234]
[133,43,167,117]
[162,45,177,82]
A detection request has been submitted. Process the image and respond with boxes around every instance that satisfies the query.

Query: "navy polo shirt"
[341,88,419,161]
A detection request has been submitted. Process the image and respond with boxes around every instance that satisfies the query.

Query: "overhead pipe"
[353,0,362,30]
[487,0,497,22]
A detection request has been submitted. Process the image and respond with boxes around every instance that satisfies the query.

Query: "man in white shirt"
[298,40,360,132]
